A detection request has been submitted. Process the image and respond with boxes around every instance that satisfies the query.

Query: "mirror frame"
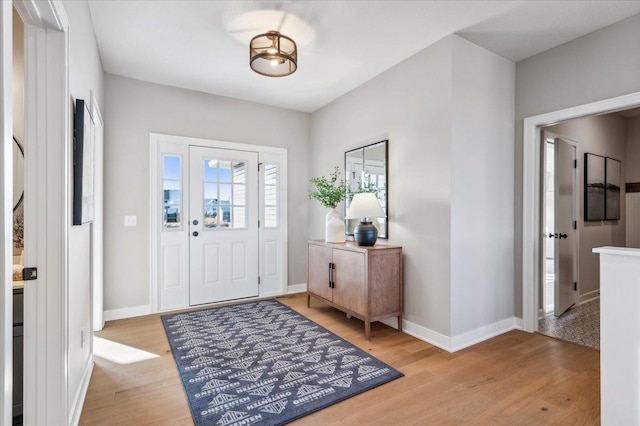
[13,136,24,212]
[344,140,388,239]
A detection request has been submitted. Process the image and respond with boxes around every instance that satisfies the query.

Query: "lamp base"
[354,221,378,246]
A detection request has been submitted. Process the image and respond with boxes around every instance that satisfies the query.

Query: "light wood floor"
[80,294,600,425]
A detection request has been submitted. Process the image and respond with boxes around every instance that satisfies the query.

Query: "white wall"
[63,0,104,414]
[311,36,453,336]
[625,116,640,247]
[625,116,640,182]
[546,114,627,299]
[311,35,516,343]
[450,37,515,336]
[103,74,310,312]
[514,12,640,316]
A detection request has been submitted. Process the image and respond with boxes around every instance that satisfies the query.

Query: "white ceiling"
[87,1,640,113]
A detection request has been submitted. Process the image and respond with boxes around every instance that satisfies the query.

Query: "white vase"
[325,208,346,243]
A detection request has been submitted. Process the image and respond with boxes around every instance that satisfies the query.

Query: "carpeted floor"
[538,298,599,350]
[161,299,403,426]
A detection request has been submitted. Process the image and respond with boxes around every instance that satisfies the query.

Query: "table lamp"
[346,193,386,246]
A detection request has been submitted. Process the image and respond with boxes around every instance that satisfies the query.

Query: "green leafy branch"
[309,166,347,209]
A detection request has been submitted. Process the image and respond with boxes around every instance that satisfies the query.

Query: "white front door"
[188,146,259,305]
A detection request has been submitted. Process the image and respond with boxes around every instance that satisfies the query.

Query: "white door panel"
[189,146,258,305]
[554,138,578,317]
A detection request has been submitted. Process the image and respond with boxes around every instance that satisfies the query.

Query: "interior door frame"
[0,0,72,424]
[522,91,640,332]
[149,133,288,313]
[0,4,13,423]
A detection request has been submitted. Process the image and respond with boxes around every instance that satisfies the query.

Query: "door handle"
[548,233,558,239]
[192,231,199,237]
[559,233,568,239]
[328,262,334,288]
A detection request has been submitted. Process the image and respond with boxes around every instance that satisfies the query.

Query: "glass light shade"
[250,31,297,77]
[346,193,386,219]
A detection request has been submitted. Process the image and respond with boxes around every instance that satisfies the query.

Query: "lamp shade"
[250,31,297,77]
[346,193,385,219]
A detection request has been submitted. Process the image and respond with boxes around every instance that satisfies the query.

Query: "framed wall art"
[584,153,605,221]
[605,157,621,220]
[73,99,95,225]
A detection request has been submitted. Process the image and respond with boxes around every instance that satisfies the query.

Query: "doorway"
[188,146,259,305]
[522,91,640,337]
[150,133,288,313]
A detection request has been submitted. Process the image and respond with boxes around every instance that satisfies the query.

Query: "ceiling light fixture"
[250,30,297,77]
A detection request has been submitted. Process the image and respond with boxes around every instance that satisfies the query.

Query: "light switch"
[124,215,137,227]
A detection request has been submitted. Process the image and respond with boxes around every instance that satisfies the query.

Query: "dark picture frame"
[605,157,621,220]
[584,153,605,221]
[73,99,94,225]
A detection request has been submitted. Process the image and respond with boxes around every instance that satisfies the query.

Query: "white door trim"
[17,0,71,424]
[0,4,14,424]
[522,91,640,332]
[149,133,288,313]
[90,92,104,331]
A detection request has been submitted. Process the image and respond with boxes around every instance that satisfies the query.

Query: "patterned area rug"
[538,298,600,350]
[161,299,403,426]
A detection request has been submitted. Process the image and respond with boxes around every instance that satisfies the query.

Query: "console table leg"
[397,315,403,333]
[365,321,371,341]
[307,293,311,308]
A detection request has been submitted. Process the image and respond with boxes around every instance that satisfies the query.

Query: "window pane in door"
[263,164,278,228]
[233,184,246,206]
[233,161,246,183]
[204,182,218,228]
[201,157,248,230]
[163,155,182,229]
[219,161,232,182]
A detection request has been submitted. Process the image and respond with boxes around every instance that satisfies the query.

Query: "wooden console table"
[307,240,403,340]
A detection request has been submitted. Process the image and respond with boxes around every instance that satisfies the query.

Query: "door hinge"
[573,220,577,230]
[258,276,261,285]
[258,162,263,171]
[258,220,261,228]
[574,159,577,169]
[573,282,577,291]
[23,267,38,281]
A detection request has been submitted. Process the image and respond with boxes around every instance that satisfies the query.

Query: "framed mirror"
[13,136,24,212]
[345,140,388,238]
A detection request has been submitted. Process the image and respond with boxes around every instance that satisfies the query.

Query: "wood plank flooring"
[80,294,600,425]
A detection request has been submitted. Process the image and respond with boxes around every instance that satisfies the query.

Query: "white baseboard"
[103,304,152,322]
[381,316,523,353]
[105,288,308,322]
[287,283,307,294]
[579,290,600,305]
[450,317,523,352]
[69,359,94,426]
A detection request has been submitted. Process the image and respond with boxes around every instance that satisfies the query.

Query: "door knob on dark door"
[192,231,199,237]
[559,233,568,239]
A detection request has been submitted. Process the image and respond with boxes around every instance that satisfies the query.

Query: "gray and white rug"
[161,299,403,426]
[538,298,600,350]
